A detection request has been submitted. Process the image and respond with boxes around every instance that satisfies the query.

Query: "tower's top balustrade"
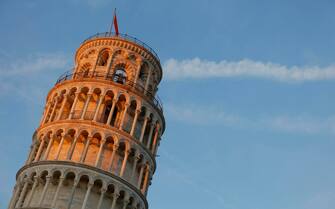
[82,32,160,63]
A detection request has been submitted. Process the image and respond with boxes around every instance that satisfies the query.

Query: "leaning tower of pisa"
[7,32,165,209]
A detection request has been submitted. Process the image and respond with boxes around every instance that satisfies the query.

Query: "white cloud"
[165,104,335,135]
[0,53,70,103]
[164,58,335,82]
[0,53,69,77]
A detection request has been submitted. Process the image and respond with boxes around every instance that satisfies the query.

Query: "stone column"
[141,166,150,193]
[27,142,38,164]
[154,140,161,156]
[93,95,104,121]
[43,135,54,160]
[130,109,141,136]
[108,144,119,172]
[131,154,140,183]
[25,177,38,207]
[137,164,145,189]
[66,179,79,209]
[106,99,118,125]
[67,133,80,160]
[104,53,114,78]
[34,138,46,162]
[119,103,130,130]
[132,61,142,87]
[55,133,66,160]
[41,102,52,124]
[96,187,107,209]
[144,68,152,91]
[81,182,93,209]
[81,94,92,120]
[56,95,68,120]
[15,180,28,208]
[139,115,149,142]
[8,182,20,209]
[38,175,51,206]
[151,125,160,153]
[120,149,130,177]
[69,92,80,119]
[95,139,106,167]
[146,123,155,148]
[122,196,130,209]
[80,136,91,163]
[144,178,151,197]
[52,176,65,207]
[110,192,120,209]
[49,97,59,122]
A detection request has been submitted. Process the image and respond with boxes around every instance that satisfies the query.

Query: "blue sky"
[1,0,335,209]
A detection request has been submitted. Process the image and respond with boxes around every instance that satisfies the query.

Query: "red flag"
[113,12,119,36]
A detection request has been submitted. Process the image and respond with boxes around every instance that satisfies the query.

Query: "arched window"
[113,67,127,84]
[139,63,149,82]
[97,50,109,66]
[77,63,91,78]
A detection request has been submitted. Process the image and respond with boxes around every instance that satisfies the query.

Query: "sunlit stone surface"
[7,32,165,209]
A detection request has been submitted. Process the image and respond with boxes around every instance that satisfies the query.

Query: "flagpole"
[109,8,116,34]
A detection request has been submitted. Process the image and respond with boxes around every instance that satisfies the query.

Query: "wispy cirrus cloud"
[164,58,335,82]
[166,103,335,135]
[0,52,70,103]
[0,53,69,77]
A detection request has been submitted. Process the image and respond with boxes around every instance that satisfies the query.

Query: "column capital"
[101,138,107,144]
[51,132,58,138]
[55,96,61,102]
[123,199,130,207]
[42,135,49,141]
[73,178,80,186]
[139,162,146,168]
[87,181,94,188]
[135,152,141,160]
[113,191,120,198]
[145,111,151,118]
[145,163,151,170]
[36,177,43,184]
[73,132,80,139]
[100,186,107,193]
[45,176,52,183]
[125,149,131,156]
